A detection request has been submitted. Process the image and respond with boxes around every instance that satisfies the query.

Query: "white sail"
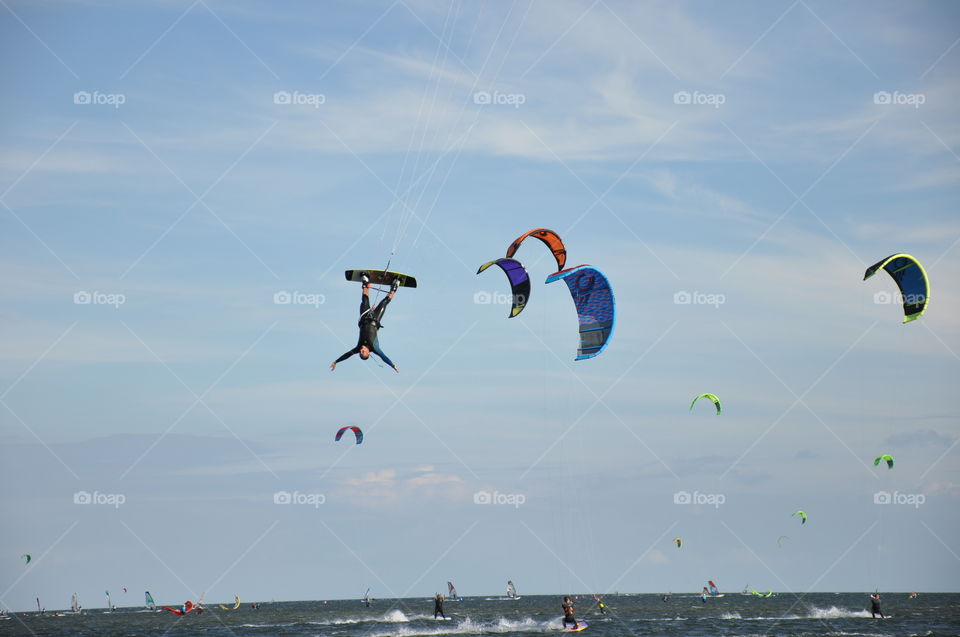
[71,593,80,614]
[145,591,156,610]
[506,580,517,598]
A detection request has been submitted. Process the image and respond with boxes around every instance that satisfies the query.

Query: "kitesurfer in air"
[561,596,577,629]
[433,593,446,619]
[330,273,399,373]
[870,593,885,619]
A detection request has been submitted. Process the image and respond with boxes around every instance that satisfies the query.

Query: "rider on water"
[561,596,577,629]
[330,273,399,373]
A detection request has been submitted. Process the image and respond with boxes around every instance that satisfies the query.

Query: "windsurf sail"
[708,581,720,596]
[507,580,517,598]
[105,590,113,610]
[145,591,156,610]
[71,593,80,614]
[36,597,41,613]
[447,581,459,599]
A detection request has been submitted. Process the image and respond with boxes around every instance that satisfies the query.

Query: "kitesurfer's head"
[359,345,371,359]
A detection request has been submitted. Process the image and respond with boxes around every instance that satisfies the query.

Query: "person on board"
[561,596,578,629]
[433,593,446,619]
[330,273,399,372]
[870,593,885,619]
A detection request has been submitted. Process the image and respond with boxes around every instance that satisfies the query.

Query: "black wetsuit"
[433,596,445,619]
[562,600,577,628]
[334,290,395,368]
[870,595,884,619]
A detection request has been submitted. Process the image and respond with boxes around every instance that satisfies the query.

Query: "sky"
[1,0,959,612]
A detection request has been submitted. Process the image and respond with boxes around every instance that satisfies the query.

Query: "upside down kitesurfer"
[330,273,399,373]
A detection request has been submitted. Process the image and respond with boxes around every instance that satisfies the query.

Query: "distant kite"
[335,426,363,445]
[673,538,682,549]
[873,454,894,469]
[690,393,722,415]
[792,510,807,525]
[21,554,31,565]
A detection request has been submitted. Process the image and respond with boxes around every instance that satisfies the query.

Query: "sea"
[1,593,957,636]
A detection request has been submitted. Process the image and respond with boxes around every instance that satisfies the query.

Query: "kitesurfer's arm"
[330,347,360,370]
[372,346,398,373]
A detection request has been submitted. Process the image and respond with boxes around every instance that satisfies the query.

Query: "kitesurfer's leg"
[371,280,398,324]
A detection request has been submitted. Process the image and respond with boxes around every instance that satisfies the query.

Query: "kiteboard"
[345,270,417,288]
[562,621,588,632]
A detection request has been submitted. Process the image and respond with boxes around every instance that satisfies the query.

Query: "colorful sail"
[447,581,459,599]
[145,591,156,610]
[708,581,720,596]
[545,265,616,360]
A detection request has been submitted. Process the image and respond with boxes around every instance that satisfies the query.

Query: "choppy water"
[1,593,956,636]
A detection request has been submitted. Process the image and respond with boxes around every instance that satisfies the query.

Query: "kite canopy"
[545,265,615,360]
[777,535,790,548]
[690,393,722,415]
[863,253,929,322]
[874,454,895,469]
[673,538,682,548]
[21,554,31,565]
[335,426,363,445]
[476,258,531,318]
[505,228,567,272]
[792,510,807,524]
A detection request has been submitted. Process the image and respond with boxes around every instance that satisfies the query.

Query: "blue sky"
[1,0,958,612]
